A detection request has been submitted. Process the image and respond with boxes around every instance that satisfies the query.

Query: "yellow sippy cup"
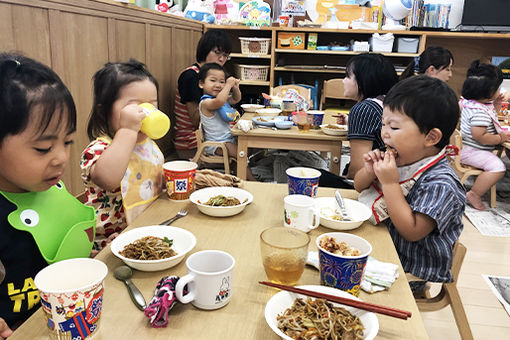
[139,103,170,140]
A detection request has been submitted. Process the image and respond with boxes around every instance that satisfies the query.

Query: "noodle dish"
[190,187,253,217]
[314,197,372,231]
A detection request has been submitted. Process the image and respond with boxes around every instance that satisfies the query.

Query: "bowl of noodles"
[265,285,378,340]
[110,225,196,272]
[190,187,253,217]
[314,197,372,230]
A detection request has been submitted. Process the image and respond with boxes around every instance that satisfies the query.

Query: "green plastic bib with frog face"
[1,181,96,264]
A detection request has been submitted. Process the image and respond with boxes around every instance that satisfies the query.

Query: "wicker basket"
[239,37,271,55]
[235,64,269,81]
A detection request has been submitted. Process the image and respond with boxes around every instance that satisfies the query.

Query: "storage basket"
[370,33,394,53]
[239,37,271,55]
[395,37,420,53]
[235,64,269,81]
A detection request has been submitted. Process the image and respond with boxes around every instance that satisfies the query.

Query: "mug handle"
[175,273,195,304]
[308,207,320,230]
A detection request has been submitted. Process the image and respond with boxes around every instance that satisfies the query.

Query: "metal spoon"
[114,265,147,311]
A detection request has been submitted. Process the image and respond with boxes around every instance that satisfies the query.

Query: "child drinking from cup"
[81,60,165,251]
[0,53,95,331]
[459,60,510,210]
[354,76,466,294]
[198,63,255,180]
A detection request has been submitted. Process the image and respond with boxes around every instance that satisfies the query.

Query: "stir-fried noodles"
[203,195,244,206]
[277,298,364,340]
[120,236,177,260]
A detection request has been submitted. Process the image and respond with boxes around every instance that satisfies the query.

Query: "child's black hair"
[345,53,398,100]
[0,52,76,145]
[87,59,159,140]
[400,46,453,80]
[384,75,459,149]
[198,63,226,82]
[461,59,503,101]
[196,29,232,63]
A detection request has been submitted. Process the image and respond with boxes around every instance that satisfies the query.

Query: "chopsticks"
[259,281,412,320]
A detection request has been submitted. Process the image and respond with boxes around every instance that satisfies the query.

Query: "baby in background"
[459,60,510,210]
[81,59,165,251]
[198,63,255,181]
[355,76,465,292]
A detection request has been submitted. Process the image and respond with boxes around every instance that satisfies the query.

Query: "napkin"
[236,119,253,132]
[306,252,399,293]
[195,169,243,189]
[144,276,186,328]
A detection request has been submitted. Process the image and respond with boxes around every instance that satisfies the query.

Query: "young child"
[81,60,165,251]
[0,53,95,332]
[198,63,255,180]
[355,76,466,291]
[400,46,454,82]
[459,60,510,210]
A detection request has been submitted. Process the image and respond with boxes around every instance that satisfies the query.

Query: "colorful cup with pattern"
[316,232,372,297]
[163,161,198,200]
[34,258,108,340]
[278,15,290,27]
[307,110,325,129]
[286,167,321,197]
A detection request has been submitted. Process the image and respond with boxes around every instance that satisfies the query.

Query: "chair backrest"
[320,78,351,110]
[192,124,232,174]
[271,85,313,108]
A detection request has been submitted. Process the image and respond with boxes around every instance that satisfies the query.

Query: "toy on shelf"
[213,0,239,24]
[238,0,271,26]
[155,0,173,12]
[184,0,216,23]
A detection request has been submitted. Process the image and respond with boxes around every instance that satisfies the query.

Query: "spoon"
[114,265,147,311]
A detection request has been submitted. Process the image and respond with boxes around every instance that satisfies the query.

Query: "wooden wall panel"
[115,20,147,63]
[0,3,15,51]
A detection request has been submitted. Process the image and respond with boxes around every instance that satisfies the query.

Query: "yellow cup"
[139,103,170,140]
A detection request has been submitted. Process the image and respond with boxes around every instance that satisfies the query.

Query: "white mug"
[283,194,320,233]
[175,250,235,310]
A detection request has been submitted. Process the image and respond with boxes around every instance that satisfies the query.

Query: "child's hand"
[373,151,399,185]
[362,149,384,176]
[0,318,13,340]
[119,104,145,132]
[335,113,348,125]
[226,77,236,88]
[493,92,505,113]
[500,131,510,143]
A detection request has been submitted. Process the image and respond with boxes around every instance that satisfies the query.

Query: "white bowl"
[110,225,196,272]
[314,197,372,230]
[190,187,253,217]
[265,285,379,340]
[255,108,282,116]
[241,104,264,112]
[320,123,348,136]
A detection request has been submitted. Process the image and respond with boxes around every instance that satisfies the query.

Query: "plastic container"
[370,33,394,53]
[395,37,420,53]
[235,64,269,81]
[239,37,271,55]
[139,103,170,140]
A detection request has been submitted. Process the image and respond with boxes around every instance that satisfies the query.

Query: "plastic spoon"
[114,265,147,311]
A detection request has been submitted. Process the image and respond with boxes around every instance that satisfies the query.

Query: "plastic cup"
[278,15,290,27]
[163,161,198,200]
[139,103,170,140]
[316,232,372,297]
[286,167,321,197]
[296,111,311,132]
[307,110,325,129]
[34,258,108,339]
[260,227,310,285]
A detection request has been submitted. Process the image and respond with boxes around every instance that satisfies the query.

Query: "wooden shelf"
[274,66,346,74]
[275,49,419,57]
[239,80,270,86]
[230,53,271,59]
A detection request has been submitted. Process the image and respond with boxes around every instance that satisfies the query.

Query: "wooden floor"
[420,214,510,339]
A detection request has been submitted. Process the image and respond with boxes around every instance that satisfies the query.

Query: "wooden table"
[11,183,428,339]
[232,113,347,179]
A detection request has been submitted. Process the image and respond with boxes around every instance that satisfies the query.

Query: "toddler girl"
[81,60,165,250]
[460,60,510,210]
[0,53,95,332]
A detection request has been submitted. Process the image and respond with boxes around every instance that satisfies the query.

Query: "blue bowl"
[286,167,321,197]
[316,232,372,297]
[275,120,293,129]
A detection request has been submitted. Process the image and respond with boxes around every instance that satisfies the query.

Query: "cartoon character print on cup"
[216,277,231,303]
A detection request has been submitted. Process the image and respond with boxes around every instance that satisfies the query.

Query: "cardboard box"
[277,32,305,49]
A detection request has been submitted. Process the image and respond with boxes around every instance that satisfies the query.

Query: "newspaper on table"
[464,202,510,237]
[483,275,510,316]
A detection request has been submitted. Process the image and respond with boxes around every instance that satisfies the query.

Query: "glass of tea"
[260,227,310,285]
[296,111,312,132]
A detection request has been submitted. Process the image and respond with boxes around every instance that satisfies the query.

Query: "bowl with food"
[265,284,378,340]
[314,197,372,230]
[241,104,264,113]
[320,123,348,136]
[190,186,254,217]
[110,225,196,272]
[252,116,285,127]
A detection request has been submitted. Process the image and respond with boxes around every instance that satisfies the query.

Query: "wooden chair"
[319,78,352,110]
[271,85,313,109]
[192,124,236,174]
[411,242,474,340]
[450,130,501,208]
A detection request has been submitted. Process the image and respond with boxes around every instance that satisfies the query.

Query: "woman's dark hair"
[0,52,76,146]
[346,53,398,100]
[400,46,453,80]
[384,75,459,149]
[198,63,226,82]
[87,59,159,140]
[196,29,232,63]
[461,59,503,101]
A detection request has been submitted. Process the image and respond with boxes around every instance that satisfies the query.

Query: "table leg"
[329,142,342,175]
[237,137,248,180]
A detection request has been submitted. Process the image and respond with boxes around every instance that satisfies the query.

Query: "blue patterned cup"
[316,232,372,297]
[307,110,324,129]
[286,167,321,197]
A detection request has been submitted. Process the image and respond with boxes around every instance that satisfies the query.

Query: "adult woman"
[174,29,232,160]
[400,46,454,82]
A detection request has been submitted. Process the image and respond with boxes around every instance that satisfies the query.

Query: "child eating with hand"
[355,76,466,293]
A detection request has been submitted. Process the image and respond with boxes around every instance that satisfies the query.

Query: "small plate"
[252,116,285,127]
[255,108,282,116]
[265,285,379,340]
[320,123,348,136]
